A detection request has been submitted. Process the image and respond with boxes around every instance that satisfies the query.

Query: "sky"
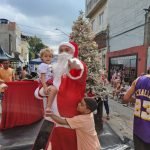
[0,0,85,53]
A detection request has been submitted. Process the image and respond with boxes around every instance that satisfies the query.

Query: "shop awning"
[10,55,24,63]
[0,47,14,61]
[10,51,24,63]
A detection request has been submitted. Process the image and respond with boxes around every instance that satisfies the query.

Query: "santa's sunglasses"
[59,48,70,53]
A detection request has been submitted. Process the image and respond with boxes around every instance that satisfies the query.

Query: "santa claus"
[47,41,87,150]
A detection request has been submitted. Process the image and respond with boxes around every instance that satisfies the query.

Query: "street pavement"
[0,99,134,150]
[0,86,135,150]
[104,98,134,141]
[100,91,135,150]
[103,84,134,139]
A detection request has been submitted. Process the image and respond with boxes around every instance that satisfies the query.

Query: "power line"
[17,23,70,39]
[21,30,65,38]
[108,2,148,34]
[17,23,70,36]
[110,19,144,37]
[107,1,150,36]
[108,0,148,22]
[109,11,145,33]
[109,21,150,39]
[55,28,70,37]
[17,23,54,32]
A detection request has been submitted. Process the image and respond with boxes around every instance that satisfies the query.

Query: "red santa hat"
[59,41,78,57]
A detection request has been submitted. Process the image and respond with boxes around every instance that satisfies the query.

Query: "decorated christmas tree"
[70,11,103,94]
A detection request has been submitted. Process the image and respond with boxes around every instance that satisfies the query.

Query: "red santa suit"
[47,42,87,150]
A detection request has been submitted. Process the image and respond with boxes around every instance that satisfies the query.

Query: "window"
[109,55,137,82]
[99,12,104,25]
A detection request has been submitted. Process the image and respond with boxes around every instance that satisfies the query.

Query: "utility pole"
[144,6,150,46]
[144,6,150,72]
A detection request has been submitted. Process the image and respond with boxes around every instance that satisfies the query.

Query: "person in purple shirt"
[124,74,150,150]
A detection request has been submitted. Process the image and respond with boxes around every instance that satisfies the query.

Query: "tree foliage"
[70,11,102,94]
[28,36,47,59]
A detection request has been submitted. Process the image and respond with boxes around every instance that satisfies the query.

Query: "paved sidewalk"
[98,122,132,150]
[105,99,134,141]
[105,85,134,139]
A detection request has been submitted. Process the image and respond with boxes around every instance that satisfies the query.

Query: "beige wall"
[0,21,29,65]
[108,0,148,52]
[0,23,16,54]
[88,1,108,34]
[86,0,108,70]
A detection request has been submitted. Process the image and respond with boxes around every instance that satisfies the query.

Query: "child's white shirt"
[37,63,53,82]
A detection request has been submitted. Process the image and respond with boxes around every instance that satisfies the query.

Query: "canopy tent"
[29,55,58,65]
[0,47,23,63]
[29,58,42,64]
[11,52,24,63]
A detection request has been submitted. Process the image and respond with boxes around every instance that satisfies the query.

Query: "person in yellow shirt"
[0,60,15,82]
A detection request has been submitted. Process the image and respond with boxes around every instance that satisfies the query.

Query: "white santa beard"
[53,52,73,88]
[50,53,73,128]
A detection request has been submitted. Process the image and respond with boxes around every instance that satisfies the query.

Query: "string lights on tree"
[70,11,103,94]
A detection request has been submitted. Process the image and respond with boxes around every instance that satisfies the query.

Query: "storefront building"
[107,45,148,82]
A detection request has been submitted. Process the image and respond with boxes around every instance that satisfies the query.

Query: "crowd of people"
[109,69,150,149]
[110,71,134,106]
[0,40,150,150]
[0,41,101,150]
[0,59,38,83]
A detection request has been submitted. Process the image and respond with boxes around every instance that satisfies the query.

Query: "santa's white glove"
[67,58,84,80]
[68,58,83,70]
